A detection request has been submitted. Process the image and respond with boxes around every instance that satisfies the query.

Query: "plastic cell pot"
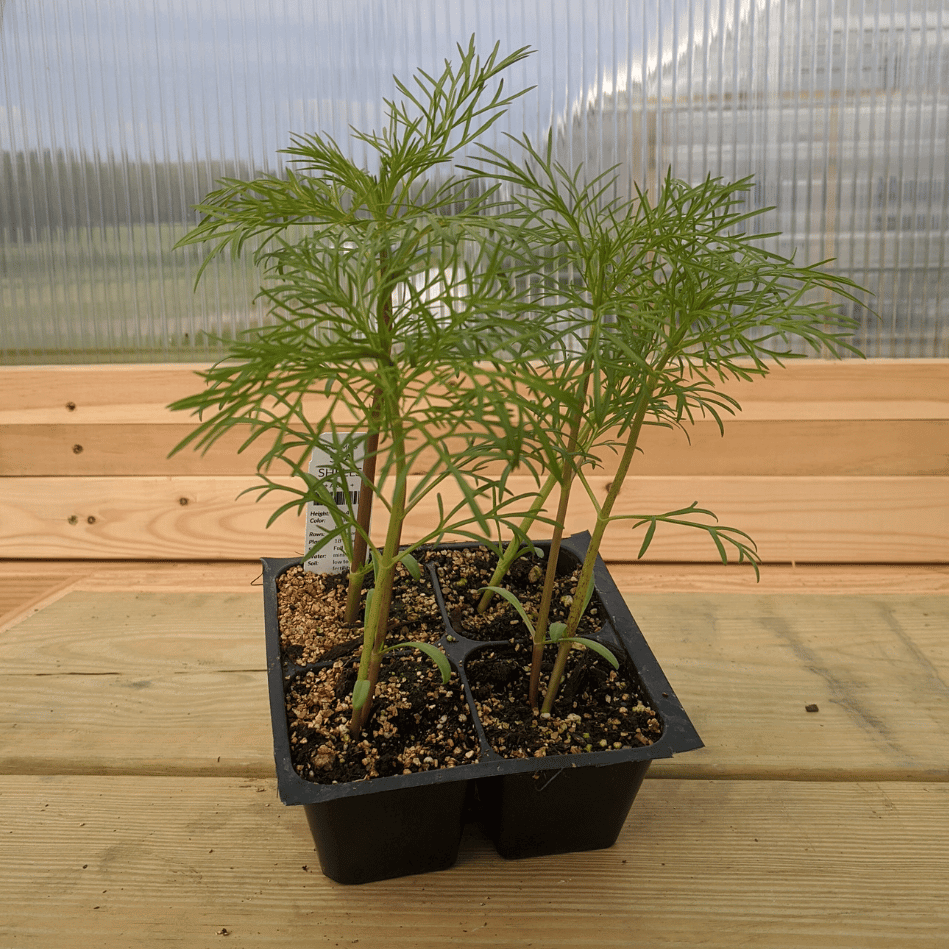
[262,533,703,883]
[262,557,475,885]
[299,775,470,884]
[473,758,651,859]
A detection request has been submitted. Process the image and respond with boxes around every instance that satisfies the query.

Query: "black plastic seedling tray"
[263,532,703,884]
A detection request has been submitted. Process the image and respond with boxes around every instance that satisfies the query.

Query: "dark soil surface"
[421,544,603,641]
[275,544,661,787]
[465,642,661,759]
[284,654,481,783]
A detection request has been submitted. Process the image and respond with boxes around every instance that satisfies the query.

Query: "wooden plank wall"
[1,360,947,562]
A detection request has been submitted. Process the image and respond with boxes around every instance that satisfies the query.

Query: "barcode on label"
[330,490,361,509]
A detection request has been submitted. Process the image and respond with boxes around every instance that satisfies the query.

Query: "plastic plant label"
[304,435,366,574]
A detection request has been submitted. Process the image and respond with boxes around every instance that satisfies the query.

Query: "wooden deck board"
[0,573,83,628]
[0,591,264,674]
[0,671,271,777]
[0,575,66,618]
[634,593,949,779]
[4,560,949,595]
[1,559,946,946]
[0,776,945,949]
[3,588,947,780]
[0,561,264,597]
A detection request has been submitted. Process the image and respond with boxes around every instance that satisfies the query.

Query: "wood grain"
[3,359,947,417]
[3,362,947,481]
[3,474,947,562]
[0,574,80,627]
[4,362,947,564]
[0,775,945,949]
[634,592,949,780]
[4,418,947,477]
[609,562,949,594]
[0,672,272,777]
[0,591,265,675]
[1,549,946,946]
[4,560,949,595]
[3,589,947,779]
[0,562,265,598]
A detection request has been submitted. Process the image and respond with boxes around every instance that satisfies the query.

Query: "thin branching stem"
[169,40,866,753]
[540,370,660,713]
[344,250,394,626]
[527,360,593,707]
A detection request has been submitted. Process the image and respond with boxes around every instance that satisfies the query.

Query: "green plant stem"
[344,256,394,626]
[527,491,568,708]
[539,371,659,714]
[343,428,379,625]
[348,418,408,736]
[475,469,559,614]
[527,363,592,707]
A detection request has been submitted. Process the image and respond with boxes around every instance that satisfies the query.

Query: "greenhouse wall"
[1,0,946,363]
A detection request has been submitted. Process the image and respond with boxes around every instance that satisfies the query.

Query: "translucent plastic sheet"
[1,0,946,362]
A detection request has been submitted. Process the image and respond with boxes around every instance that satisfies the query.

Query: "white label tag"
[304,435,366,574]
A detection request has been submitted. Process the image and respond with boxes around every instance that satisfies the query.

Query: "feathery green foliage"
[170,38,865,729]
[467,135,864,711]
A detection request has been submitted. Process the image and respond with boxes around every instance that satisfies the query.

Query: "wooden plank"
[720,400,948,419]
[4,362,945,566]
[0,672,272,777]
[0,574,79,626]
[0,591,264,675]
[4,560,949,596]
[2,590,947,779]
[634,593,949,780]
[608,562,949,594]
[0,561,264,598]
[5,397,948,427]
[3,360,947,420]
[0,776,945,948]
[2,474,947,562]
[712,357,949,404]
[4,418,947,476]
[0,364,216,422]
[0,590,270,776]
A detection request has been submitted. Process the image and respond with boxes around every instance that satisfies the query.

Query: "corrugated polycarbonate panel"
[1,0,947,362]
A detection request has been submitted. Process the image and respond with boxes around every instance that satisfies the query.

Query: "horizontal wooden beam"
[2,474,946,562]
[3,418,947,477]
[2,359,947,420]
[3,584,947,779]
[2,776,945,947]
[3,361,946,562]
